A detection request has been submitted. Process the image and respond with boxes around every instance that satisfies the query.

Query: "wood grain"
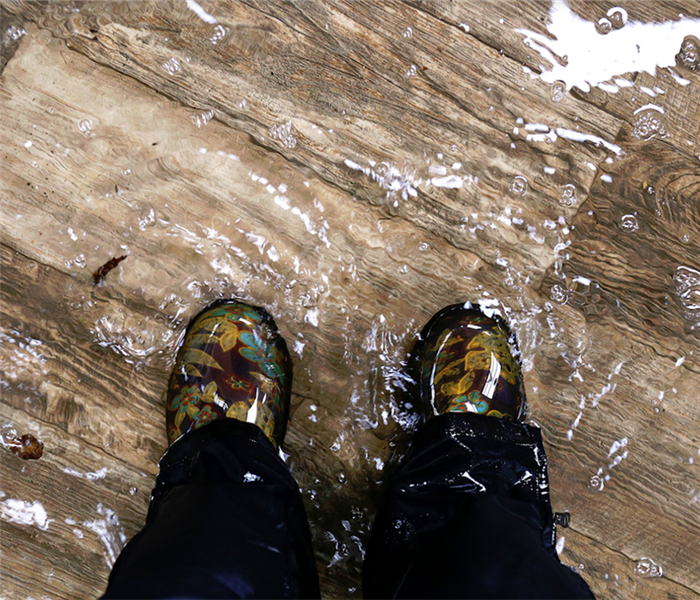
[2,2,700,599]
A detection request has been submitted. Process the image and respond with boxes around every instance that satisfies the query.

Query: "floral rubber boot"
[411,303,526,420]
[166,300,293,448]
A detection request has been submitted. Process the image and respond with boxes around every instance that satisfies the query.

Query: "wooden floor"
[2,1,700,598]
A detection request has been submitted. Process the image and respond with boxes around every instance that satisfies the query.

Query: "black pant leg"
[102,419,320,599]
[363,413,594,599]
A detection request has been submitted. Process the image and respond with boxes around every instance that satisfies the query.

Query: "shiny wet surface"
[1,2,700,598]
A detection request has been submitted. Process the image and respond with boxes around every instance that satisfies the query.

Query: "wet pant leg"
[363,413,594,599]
[102,419,320,599]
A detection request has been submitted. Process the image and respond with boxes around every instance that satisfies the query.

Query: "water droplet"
[5,25,26,41]
[676,35,700,71]
[73,253,87,268]
[510,175,529,197]
[635,557,663,578]
[674,266,700,314]
[631,109,667,141]
[607,7,628,29]
[551,81,566,102]
[559,183,577,206]
[209,24,229,45]
[337,472,347,484]
[550,284,570,304]
[138,207,156,230]
[588,474,604,491]
[403,27,413,38]
[162,57,181,75]
[620,214,638,232]
[78,119,93,135]
[595,17,612,35]
[269,120,297,149]
[128,487,137,496]
[190,109,214,128]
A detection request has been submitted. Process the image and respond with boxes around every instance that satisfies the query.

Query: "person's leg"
[363,304,594,599]
[102,300,320,599]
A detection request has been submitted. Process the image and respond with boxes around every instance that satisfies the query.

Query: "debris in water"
[6,433,44,460]
[93,255,127,285]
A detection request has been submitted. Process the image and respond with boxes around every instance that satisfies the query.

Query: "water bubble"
[78,119,93,135]
[550,284,570,305]
[269,120,297,149]
[635,557,663,578]
[595,17,612,35]
[631,109,667,141]
[551,81,566,102]
[588,474,604,491]
[138,207,156,230]
[128,487,137,496]
[5,25,26,42]
[607,7,628,29]
[162,57,181,75]
[510,175,529,197]
[673,266,700,314]
[209,24,229,45]
[620,214,638,232]
[559,184,577,206]
[676,35,700,71]
[404,64,417,78]
[73,253,87,268]
[403,27,413,38]
[337,472,347,484]
[191,109,214,128]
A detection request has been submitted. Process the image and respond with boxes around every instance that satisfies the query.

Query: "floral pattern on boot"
[411,303,526,421]
[166,300,292,447]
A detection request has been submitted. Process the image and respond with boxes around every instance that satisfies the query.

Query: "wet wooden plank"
[0,400,150,599]
[561,528,697,600]
[0,241,358,595]
[3,0,624,281]
[541,139,700,349]
[413,0,700,76]
[0,244,168,470]
[537,138,700,593]
[1,2,700,599]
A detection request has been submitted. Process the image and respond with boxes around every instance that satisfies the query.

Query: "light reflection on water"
[516,0,700,92]
[1,1,700,598]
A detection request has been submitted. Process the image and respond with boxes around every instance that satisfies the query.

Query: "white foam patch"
[1,498,50,530]
[431,175,464,189]
[82,503,127,568]
[186,0,217,24]
[516,0,700,92]
[62,466,108,481]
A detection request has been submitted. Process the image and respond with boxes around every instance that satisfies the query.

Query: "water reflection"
[516,0,700,92]
[2,1,699,598]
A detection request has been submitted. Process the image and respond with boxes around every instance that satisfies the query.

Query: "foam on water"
[0,497,50,530]
[515,0,700,92]
[3,4,699,597]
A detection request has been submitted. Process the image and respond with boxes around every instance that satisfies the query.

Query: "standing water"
[1,1,700,598]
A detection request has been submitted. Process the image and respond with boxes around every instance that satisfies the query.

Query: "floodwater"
[1,1,700,598]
